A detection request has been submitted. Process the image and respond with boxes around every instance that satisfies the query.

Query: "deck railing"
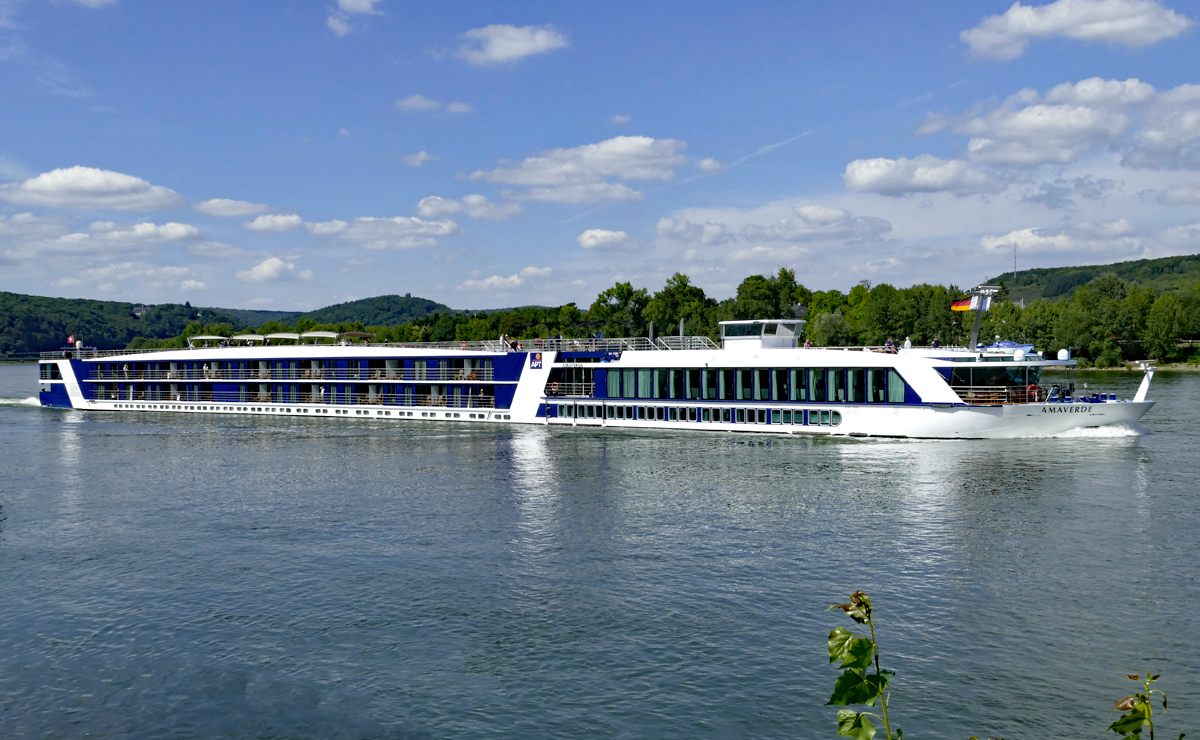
[952,385,1041,405]
[84,368,496,382]
[543,382,595,398]
[88,389,498,408]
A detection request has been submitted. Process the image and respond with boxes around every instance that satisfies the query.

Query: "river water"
[1,364,1197,740]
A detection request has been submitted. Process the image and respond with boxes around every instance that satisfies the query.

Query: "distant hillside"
[990,254,1200,302]
[201,307,303,327]
[296,294,452,326]
[0,292,236,356]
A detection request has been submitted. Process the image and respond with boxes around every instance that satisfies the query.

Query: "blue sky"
[1,0,1198,310]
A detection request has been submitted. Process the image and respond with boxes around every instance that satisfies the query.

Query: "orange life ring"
[550,381,559,394]
[459,341,468,350]
[1027,384,1037,401]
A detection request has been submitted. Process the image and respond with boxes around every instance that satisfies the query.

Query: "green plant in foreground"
[826,590,900,740]
[1108,673,1183,740]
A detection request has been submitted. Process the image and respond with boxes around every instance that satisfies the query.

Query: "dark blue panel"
[492,353,527,382]
[494,384,516,409]
[40,385,72,408]
[535,403,547,418]
[904,380,922,405]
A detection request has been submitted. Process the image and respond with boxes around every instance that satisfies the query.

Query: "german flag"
[951,298,972,312]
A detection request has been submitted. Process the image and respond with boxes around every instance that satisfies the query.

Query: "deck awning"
[230,334,264,343]
[264,332,301,343]
[300,331,339,342]
[188,335,227,343]
[338,331,376,339]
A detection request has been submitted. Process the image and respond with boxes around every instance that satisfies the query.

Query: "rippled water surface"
[1,365,1198,739]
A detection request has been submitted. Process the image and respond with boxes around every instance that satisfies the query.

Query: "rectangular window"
[721,408,731,423]
[607,370,620,398]
[607,405,615,419]
[829,369,845,402]
[771,409,781,424]
[720,369,735,400]
[737,369,752,400]
[790,369,806,401]
[782,410,792,424]
[888,369,906,404]
[703,369,718,400]
[671,369,684,400]
[820,409,831,425]
[637,369,652,399]
[655,369,668,399]
[867,368,887,402]
[688,407,697,421]
[755,369,771,401]
[756,409,767,424]
[686,369,701,400]
[736,408,745,423]
[669,407,678,421]
[702,408,711,422]
[772,369,788,402]
[848,369,865,403]
[809,369,826,403]
[622,369,635,399]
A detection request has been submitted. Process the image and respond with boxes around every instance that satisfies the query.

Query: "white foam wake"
[0,396,41,407]
[1051,423,1144,438]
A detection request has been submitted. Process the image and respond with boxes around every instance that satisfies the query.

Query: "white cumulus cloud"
[306,216,461,249]
[577,228,635,251]
[843,155,1004,196]
[236,257,315,283]
[327,0,383,36]
[457,24,568,66]
[459,265,552,290]
[979,220,1143,254]
[416,195,522,220]
[696,158,726,173]
[402,151,437,167]
[741,205,892,242]
[961,0,1193,60]
[656,217,732,245]
[395,95,472,113]
[470,135,686,203]
[609,114,631,124]
[244,213,305,232]
[88,221,200,242]
[0,166,183,210]
[195,198,270,217]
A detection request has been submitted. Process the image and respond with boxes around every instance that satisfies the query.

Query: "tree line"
[141,268,1200,367]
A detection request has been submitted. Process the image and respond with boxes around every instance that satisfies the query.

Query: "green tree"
[1145,293,1186,362]
[644,273,717,337]
[588,281,650,337]
[812,311,851,346]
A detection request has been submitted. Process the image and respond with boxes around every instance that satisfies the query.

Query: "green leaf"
[828,627,875,670]
[826,669,891,707]
[1108,701,1150,736]
[836,710,876,740]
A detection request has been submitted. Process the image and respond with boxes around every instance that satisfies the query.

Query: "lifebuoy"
[459,341,468,350]
[1027,384,1038,401]
[550,381,559,394]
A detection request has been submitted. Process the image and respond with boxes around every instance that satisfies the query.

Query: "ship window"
[702,408,711,422]
[622,369,635,399]
[686,369,701,400]
[755,369,770,401]
[703,369,718,400]
[887,369,906,404]
[737,369,752,400]
[671,369,684,400]
[772,409,781,424]
[829,369,845,402]
[720,369,735,400]
[848,369,865,403]
[687,407,697,422]
[790,369,806,401]
[809,369,826,402]
[820,410,831,425]
[669,407,678,421]
[722,323,761,338]
[721,408,731,423]
[831,411,842,426]
[736,408,745,423]
[782,410,792,424]
[607,370,620,398]
[637,369,652,399]
[772,369,787,401]
[866,368,886,402]
[757,409,767,424]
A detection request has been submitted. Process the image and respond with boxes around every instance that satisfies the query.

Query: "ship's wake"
[0,396,41,407]
[1050,423,1145,438]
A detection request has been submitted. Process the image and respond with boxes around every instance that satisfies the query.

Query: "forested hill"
[0,292,236,356]
[201,307,303,326]
[295,294,452,326]
[990,254,1200,303]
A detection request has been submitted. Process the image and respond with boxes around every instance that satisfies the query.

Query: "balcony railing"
[543,381,595,398]
[952,385,1042,405]
[88,389,497,408]
[84,368,496,382]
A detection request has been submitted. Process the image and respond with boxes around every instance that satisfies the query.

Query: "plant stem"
[1145,677,1154,740]
[868,616,893,740]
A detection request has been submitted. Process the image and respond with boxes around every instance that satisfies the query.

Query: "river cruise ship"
[38,320,1155,439]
